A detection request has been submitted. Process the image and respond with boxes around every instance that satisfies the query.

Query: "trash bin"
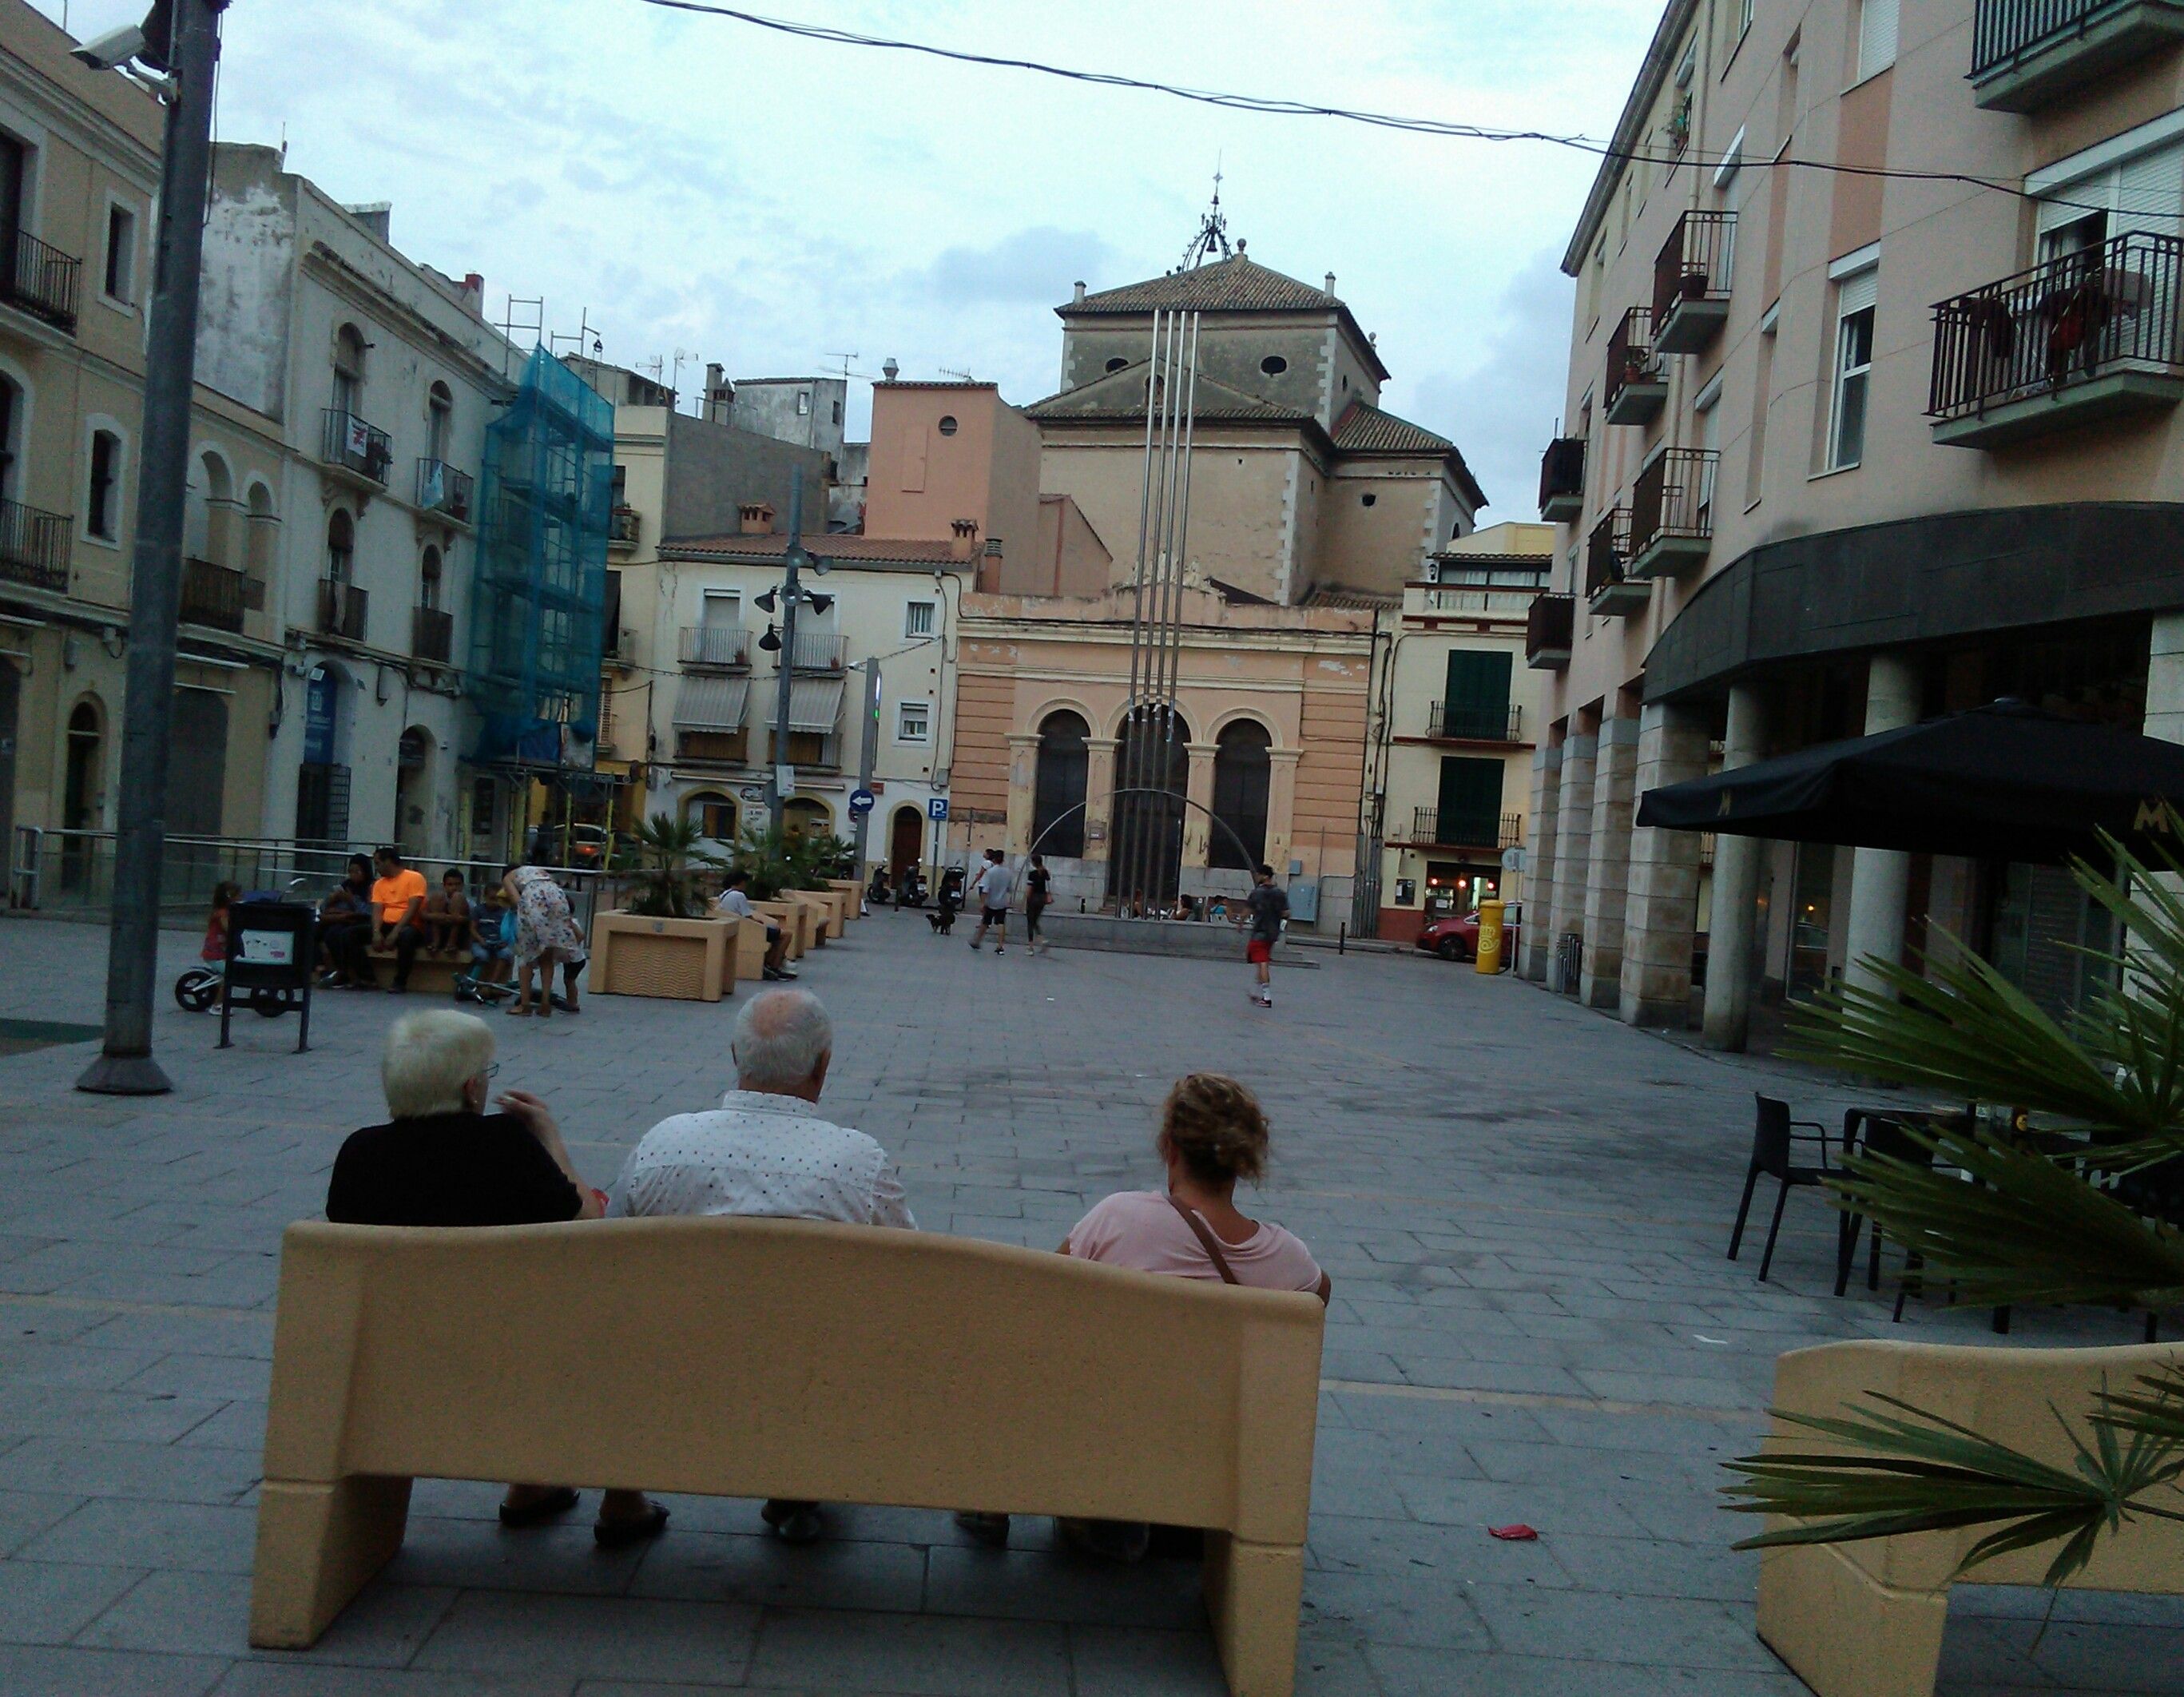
[1474,898,1505,976]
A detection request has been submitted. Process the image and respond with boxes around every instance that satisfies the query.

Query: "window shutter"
[2114,140,2184,242]
[1435,757,1505,847]
[1837,265,1878,320]
[1857,0,1898,78]
[1442,650,1512,740]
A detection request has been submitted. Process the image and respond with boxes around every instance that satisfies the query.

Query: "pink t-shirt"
[1065,1190,1324,1293]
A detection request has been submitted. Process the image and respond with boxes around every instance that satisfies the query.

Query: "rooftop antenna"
[1180,160,1233,271]
[938,366,975,383]
[822,351,863,382]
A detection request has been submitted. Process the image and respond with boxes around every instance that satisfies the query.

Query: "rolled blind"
[1837,264,1879,320]
[1858,0,1898,79]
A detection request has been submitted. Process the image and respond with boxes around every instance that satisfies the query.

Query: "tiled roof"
[661,534,962,567]
[1333,402,1488,511]
[1063,255,1341,316]
[1023,362,1309,426]
[1302,585,1401,611]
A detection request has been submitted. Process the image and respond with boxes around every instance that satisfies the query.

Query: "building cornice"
[1562,0,1701,276]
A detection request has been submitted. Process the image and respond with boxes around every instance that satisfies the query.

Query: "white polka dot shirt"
[610,1090,915,1230]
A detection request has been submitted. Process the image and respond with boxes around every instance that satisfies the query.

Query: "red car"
[1417,905,1521,964]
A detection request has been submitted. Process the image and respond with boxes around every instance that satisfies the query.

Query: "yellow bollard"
[1474,898,1505,975]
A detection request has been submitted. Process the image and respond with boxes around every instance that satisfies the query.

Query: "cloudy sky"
[44,0,1661,519]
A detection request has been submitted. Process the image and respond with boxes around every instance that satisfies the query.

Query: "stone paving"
[0,908,2174,1696]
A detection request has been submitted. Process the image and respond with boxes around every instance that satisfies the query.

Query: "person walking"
[967,848,1013,955]
[1023,854,1051,955]
[1245,862,1287,1008]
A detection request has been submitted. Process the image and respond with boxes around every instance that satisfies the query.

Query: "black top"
[1247,882,1289,941]
[326,1111,582,1228]
[1026,867,1050,900]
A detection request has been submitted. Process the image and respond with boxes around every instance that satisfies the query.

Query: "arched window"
[326,510,354,582]
[1030,709,1089,857]
[1209,719,1272,870]
[682,790,738,843]
[1108,708,1190,908]
[784,797,831,840]
[332,324,366,416]
[419,543,442,610]
[188,449,233,564]
[62,697,105,891]
[244,482,276,583]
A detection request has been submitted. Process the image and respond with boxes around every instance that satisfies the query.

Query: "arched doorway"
[395,725,435,855]
[1210,720,1272,870]
[681,789,738,848]
[62,698,103,892]
[1030,710,1088,856]
[784,797,831,841]
[1107,707,1189,910]
[888,804,923,882]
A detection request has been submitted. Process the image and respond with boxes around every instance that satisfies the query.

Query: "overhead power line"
[631,0,2112,217]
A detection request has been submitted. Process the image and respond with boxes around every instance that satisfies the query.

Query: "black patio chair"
[1728,1095,1833,1282]
[1835,1110,1936,1300]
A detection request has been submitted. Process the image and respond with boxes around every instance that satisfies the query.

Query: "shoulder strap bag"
[1165,1194,1241,1285]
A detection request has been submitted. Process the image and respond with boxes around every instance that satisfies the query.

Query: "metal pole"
[768,468,805,840]
[852,654,879,870]
[78,1,228,1096]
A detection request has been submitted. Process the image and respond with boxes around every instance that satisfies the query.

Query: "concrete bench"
[363,947,464,995]
[1754,1337,2184,1696]
[249,1216,1327,1695]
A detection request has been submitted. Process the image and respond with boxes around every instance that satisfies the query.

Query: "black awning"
[1634,701,2184,864]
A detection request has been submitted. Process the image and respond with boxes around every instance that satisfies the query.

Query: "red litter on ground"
[1488,1524,1539,1541]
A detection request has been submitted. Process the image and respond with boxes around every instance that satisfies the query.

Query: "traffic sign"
[848,788,876,817]
[927,797,950,821]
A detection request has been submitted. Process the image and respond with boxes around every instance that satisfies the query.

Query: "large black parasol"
[1634,701,2184,864]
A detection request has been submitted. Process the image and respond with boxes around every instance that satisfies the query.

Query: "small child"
[422,870,471,956]
[201,882,240,967]
[467,890,515,992]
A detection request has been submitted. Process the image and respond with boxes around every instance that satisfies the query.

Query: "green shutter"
[1441,650,1512,740]
[1435,757,1504,847]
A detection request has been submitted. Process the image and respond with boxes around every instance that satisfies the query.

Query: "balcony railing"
[411,605,454,664]
[1971,0,2184,109]
[1428,701,1524,743]
[791,630,847,671]
[1628,448,1718,578]
[1586,507,1647,616]
[1652,211,1735,353]
[1604,307,1666,424]
[679,623,750,668]
[0,495,70,592]
[321,409,392,485]
[1526,593,1574,670]
[610,506,641,546]
[1408,808,1523,850]
[415,458,474,523]
[1538,437,1586,520]
[1928,232,2184,447]
[603,626,637,666]
[0,227,80,332]
[318,578,368,642]
[179,558,245,631]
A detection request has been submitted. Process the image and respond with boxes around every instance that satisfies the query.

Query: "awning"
[788,676,845,734]
[1634,701,2184,864]
[672,674,750,731]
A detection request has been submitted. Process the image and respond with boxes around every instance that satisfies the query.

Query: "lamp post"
[77,1,229,1097]
[758,469,828,839]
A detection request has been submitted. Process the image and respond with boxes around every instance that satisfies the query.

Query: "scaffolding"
[467,346,614,768]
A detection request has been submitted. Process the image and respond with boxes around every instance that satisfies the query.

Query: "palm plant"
[622,813,707,919]
[1721,826,2184,1589]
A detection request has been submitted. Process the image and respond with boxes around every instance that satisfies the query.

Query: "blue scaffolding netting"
[467,347,614,766]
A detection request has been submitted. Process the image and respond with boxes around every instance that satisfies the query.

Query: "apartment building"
[0,3,288,898]
[1530,0,2184,1037]
[1368,522,1555,944]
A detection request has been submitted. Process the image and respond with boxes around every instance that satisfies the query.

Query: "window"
[420,544,442,610]
[1104,356,1128,373]
[332,324,365,417]
[796,391,811,416]
[427,381,452,460]
[896,700,930,743]
[102,202,136,304]
[1209,721,1271,869]
[831,399,843,425]
[1260,355,1288,376]
[326,509,355,582]
[1360,491,1377,508]
[701,589,741,626]
[937,415,959,436]
[904,599,935,638]
[86,429,121,540]
[1033,710,1090,856]
[1829,266,1877,470]
[1856,0,1897,81]
[685,791,738,841]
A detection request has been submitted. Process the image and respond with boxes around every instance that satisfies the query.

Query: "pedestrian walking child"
[1244,862,1287,1008]
[1024,853,1051,954]
[967,848,1013,954]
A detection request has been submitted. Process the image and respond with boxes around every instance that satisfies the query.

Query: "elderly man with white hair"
[612,988,914,1544]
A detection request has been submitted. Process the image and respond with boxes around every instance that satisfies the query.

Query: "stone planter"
[590,910,735,1002]
[752,900,812,959]
[826,878,866,918]
[727,916,771,981]
[790,888,844,940]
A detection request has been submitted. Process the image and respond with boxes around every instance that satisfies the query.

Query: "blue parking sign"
[927,797,950,821]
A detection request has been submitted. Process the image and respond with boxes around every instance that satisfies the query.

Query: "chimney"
[705,362,729,423]
[739,501,776,536]
[1072,280,1086,304]
[949,519,980,561]
[1324,272,1336,295]
[881,357,899,384]
[978,535,1004,593]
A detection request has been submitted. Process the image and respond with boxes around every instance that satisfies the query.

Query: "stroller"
[927,867,963,935]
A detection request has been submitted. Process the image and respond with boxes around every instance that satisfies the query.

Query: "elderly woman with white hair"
[325,1010,669,1546]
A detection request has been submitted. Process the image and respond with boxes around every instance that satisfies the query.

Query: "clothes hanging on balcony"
[1962,294,2014,361]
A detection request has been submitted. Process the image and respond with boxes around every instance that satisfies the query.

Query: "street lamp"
[763,469,828,838]
[77,0,229,1097]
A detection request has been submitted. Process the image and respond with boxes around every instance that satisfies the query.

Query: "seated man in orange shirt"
[367,845,431,994]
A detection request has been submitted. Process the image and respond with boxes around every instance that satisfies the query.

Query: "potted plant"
[587,813,737,1000]
[730,824,819,956]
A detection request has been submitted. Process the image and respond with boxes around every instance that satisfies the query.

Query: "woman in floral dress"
[502,863,581,1019]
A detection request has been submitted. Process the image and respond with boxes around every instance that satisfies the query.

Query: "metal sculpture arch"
[1024,789,1260,915]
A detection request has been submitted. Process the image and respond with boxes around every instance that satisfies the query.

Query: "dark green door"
[1435,757,1503,848]
[1441,650,1512,741]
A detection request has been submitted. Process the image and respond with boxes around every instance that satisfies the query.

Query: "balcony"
[1971,0,2184,109]
[1407,808,1523,851]
[415,458,474,523]
[1604,307,1667,425]
[179,558,245,632]
[1538,437,1586,522]
[1628,448,1718,579]
[411,604,454,665]
[790,630,848,671]
[1586,507,1648,617]
[318,578,368,642]
[320,408,392,487]
[679,623,751,669]
[1428,701,1524,743]
[0,228,80,333]
[609,506,641,549]
[602,625,638,669]
[1928,232,2184,448]
[0,496,69,592]
[1652,211,1734,354]
[1526,592,1574,670]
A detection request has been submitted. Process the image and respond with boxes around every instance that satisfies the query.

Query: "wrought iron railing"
[1605,307,1658,414]
[1538,436,1585,511]
[1653,210,1736,328]
[1586,507,1634,598]
[321,408,392,484]
[180,558,245,631]
[0,495,71,591]
[679,624,750,667]
[1408,809,1523,849]
[0,228,80,332]
[411,605,454,663]
[415,458,474,522]
[791,630,848,670]
[318,578,367,642]
[1527,593,1574,664]
[1973,0,2144,74]
[1928,231,2184,423]
[1428,701,1524,742]
[1630,449,1719,556]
